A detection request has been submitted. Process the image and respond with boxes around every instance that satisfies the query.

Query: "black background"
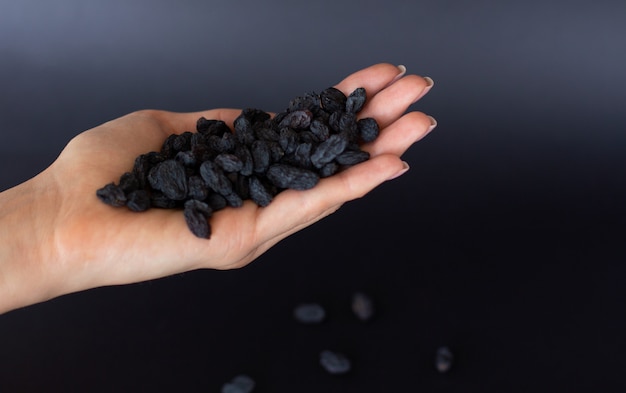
[1,1,625,391]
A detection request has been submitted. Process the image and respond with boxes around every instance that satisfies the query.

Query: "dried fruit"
[435,346,454,373]
[96,84,381,238]
[351,291,375,321]
[221,374,255,393]
[293,303,326,324]
[319,350,351,375]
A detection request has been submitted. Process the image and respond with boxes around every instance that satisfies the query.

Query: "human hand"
[0,63,435,313]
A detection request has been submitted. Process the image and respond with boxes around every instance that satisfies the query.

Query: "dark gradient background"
[1,1,625,392]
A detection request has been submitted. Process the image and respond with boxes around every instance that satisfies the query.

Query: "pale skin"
[0,63,436,315]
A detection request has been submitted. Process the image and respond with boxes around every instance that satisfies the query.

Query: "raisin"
[199,161,234,197]
[234,115,255,146]
[335,149,370,166]
[319,162,339,178]
[241,107,271,124]
[215,153,243,173]
[126,190,151,212]
[147,159,188,201]
[223,192,243,208]
[118,172,140,194]
[293,303,326,324]
[320,87,347,113]
[234,145,254,176]
[187,175,209,201]
[319,350,351,375]
[278,110,312,129]
[150,191,179,209]
[175,150,197,167]
[251,140,271,174]
[351,291,375,321]
[266,164,319,190]
[255,127,279,142]
[292,142,313,169]
[435,346,454,373]
[96,183,127,207]
[288,91,321,113]
[310,133,348,168]
[345,87,367,113]
[207,193,227,210]
[357,117,380,143]
[183,199,212,238]
[278,127,298,154]
[248,175,273,207]
[221,374,255,393]
[309,119,330,141]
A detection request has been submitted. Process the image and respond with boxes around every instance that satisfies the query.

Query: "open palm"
[39,63,434,298]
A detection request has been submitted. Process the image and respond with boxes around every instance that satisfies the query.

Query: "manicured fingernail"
[388,65,407,85]
[427,115,438,133]
[413,76,434,103]
[387,161,410,180]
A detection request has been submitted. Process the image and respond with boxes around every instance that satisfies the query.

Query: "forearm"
[0,174,62,314]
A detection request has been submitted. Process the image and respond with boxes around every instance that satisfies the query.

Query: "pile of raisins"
[96,86,380,238]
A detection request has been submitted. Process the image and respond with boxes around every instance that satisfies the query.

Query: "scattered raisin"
[293,303,326,324]
[320,350,351,375]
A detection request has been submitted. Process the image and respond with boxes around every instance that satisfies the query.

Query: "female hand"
[0,63,435,314]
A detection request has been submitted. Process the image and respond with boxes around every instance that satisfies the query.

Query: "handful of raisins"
[96,86,380,238]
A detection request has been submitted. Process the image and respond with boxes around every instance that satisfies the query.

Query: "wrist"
[0,171,63,314]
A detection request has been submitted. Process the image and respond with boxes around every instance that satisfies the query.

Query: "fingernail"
[387,161,410,180]
[413,76,434,103]
[427,115,438,133]
[424,76,434,88]
[388,65,407,85]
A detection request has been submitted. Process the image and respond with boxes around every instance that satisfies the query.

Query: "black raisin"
[320,350,351,375]
[293,303,326,324]
[319,162,339,178]
[278,127,298,154]
[248,175,273,207]
[310,133,348,168]
[175,150,197,167]
[266,164,319,190]
[150,191,178,209]
[351,291,374,321]
[96,183,127,207]
[320,87,347,113]
[183,199,212,238]
[251,140,271,174]
[234,145,254,176]
[199,161,234,197]
[241,107,271,124]
[278,110,313,129]
[126,190,151,212]
[215,153,243,173]
[187,175,209,201]
[223,192,243,208]
[221,374,255,393]
[345,87,367,113]
[118,172,140,194]
[234,115,255,146]
[309,119,330,141]
[147,159,188,201]
[357,117,380,143]
[335,149,370,166]
[207,192,228,210]
[435,346,454,373]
